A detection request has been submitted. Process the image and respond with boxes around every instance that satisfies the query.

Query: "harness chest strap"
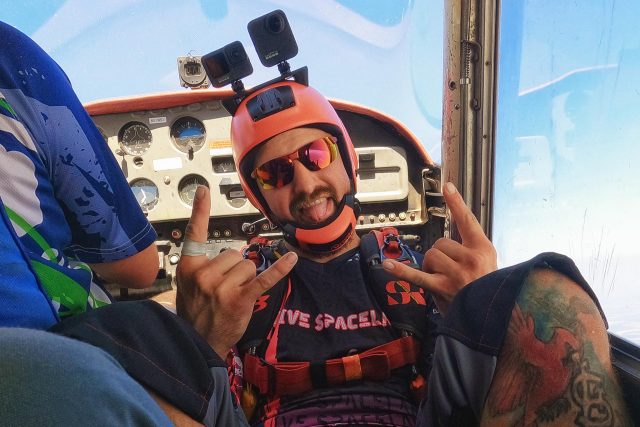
[242,335,420,396]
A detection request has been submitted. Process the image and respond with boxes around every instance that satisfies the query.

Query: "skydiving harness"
[237,227,433,416]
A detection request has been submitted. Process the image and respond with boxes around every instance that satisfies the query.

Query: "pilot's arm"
[47,71,160,289]
[89,242,159,289]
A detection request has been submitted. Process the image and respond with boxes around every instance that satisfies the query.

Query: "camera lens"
[226,45,245,65]
[265,13,285,34]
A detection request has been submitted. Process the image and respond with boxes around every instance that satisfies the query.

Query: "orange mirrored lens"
[254,136,337,190]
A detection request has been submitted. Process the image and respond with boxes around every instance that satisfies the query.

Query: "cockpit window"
[494,0,640,344]
[5,0,443,161]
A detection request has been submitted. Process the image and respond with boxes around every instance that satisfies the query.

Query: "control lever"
[241,217,270,235]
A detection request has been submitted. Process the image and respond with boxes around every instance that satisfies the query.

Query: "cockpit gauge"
[212,156,237,173]
[129,178,159,212]
[178,174,209,206]
[170,117,206,153]
[118,122,152,155]
[226,186,248,208]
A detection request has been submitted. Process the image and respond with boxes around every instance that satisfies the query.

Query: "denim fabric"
[0,327,173,427]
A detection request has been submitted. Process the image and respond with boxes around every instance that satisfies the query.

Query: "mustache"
[289,186,338,218]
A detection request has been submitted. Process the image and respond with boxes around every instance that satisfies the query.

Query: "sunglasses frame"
[252,136,339,190]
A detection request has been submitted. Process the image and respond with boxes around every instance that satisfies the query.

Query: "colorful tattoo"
[485,270,630,426]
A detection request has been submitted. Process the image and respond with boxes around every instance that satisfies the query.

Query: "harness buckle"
[243,236,273,271]
[381,228,415,264]
[341,354,363,382]
[243,243,267,271]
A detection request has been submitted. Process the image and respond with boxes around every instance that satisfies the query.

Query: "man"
[177,80,631,426]
[0,20,158,328]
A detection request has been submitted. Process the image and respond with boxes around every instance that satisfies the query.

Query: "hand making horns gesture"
[383,182,497,315]
[176,185,298,358]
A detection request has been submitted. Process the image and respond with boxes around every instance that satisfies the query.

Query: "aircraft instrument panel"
[87,92,444,297]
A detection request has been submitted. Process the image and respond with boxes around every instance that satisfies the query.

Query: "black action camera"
[201,41,253,88]
[202,9,307,112]
[247,9,298,68]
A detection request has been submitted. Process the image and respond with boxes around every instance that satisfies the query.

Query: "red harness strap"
[242,335,420,396]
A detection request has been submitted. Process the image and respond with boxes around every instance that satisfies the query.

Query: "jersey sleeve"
[0,22,156,264]
[47,83,158,263]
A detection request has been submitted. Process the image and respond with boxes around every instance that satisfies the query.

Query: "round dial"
[118,122,152,155]
[170,117,206,153]
[130,178,159,212]
[178,174,209,206]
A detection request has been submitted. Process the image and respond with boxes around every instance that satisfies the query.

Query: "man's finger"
[246,252,298,297]
[382,259,439,294]
[431,238,465,262]
[423,247,460,275]
[443,182,486,247]
[184,185,211,243]
[202,249,250,277]
[221,254,261,285]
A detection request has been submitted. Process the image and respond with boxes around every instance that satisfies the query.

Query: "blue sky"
[1,0,444,158]
[494,0,640,342]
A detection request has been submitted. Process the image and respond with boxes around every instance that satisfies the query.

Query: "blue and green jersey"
[0,21,156,328]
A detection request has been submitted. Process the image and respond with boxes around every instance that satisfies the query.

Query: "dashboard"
[86,90,444,298]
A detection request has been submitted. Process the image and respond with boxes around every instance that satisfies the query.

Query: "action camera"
[201,41,253,88]
[247,10,298,68]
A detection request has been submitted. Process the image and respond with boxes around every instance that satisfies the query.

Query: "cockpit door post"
[442,0,499,241]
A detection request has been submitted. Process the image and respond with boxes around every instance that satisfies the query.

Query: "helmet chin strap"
[278,193,359,254]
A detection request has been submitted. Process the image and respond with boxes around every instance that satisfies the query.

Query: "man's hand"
[383,182,497,315]
[176,186,297,358]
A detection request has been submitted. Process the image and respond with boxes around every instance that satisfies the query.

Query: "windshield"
[4,0,444,161]
[494,0,640,344]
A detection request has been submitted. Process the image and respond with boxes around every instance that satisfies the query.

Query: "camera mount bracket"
[222,66,308,116]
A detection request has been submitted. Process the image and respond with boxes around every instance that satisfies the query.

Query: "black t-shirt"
[254,248,430,427]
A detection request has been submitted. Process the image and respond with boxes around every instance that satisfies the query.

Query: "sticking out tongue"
[301,197,333,224]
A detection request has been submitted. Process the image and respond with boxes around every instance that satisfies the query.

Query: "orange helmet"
[231,81,358,251]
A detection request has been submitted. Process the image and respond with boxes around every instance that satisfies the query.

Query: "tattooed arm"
[480,267,632,427]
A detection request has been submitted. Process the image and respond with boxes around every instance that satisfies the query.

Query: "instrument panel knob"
[171,229,183,240]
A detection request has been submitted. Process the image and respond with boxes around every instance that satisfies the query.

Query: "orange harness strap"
[242,335,420,396]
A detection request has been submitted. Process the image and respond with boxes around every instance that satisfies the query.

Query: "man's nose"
[290,160,319,195]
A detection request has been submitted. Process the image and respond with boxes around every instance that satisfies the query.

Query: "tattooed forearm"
[481,267,632,427]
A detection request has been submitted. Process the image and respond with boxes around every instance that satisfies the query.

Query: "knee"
[516,267,610,363]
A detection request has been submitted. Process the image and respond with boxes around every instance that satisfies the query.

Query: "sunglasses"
[253,136,339,190]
